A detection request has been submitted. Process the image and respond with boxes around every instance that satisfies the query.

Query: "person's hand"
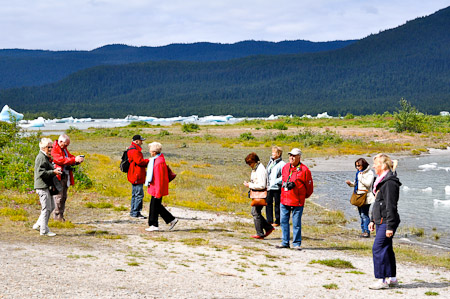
[286,182,295,190]
[243,181,249,187]
[75,155,84,163]
[386,229,394,238]
[368,222,375,232]
[345,180,352,186]
[54,168,62,175]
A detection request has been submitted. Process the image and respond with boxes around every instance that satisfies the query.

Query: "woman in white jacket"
[244,152,274,239]
[346,158,375,238]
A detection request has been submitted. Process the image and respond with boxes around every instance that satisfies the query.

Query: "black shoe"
[137,214,147,219]
[275,245,290,249]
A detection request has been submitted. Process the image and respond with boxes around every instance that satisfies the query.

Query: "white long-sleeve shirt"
[248,163,267,190]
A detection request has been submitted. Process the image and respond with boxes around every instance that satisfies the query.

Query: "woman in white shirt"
[244,152,274,239]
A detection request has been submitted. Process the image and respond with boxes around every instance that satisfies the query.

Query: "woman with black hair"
[346,158,375,238]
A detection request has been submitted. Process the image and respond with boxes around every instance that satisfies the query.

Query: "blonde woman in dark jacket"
[368,154,401,290]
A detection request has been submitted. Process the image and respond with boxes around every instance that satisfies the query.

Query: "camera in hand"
[282,181,295,190]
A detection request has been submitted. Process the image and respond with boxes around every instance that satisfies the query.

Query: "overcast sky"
[1,1,448,50]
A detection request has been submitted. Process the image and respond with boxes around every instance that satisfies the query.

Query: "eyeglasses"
[47,146,53,149]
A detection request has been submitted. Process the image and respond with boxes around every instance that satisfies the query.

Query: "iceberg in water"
[0,105,24,122]
[445,186,450,195]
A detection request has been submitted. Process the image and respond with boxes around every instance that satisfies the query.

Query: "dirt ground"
[1,206,449,299]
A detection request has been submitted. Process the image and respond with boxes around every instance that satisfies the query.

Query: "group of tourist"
[243,147,401,290]
[33,135,401,290]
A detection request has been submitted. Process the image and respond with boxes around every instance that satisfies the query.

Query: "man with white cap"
[277,148,313,250]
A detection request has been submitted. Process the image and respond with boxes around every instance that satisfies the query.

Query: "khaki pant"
[53,174,69,220]
[35,188,55,234]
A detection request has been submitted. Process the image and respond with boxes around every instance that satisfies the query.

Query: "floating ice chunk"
[26,117,45,127]
[445,186,450,195]
[438,167,450,172]
[421,187,432,193]
[0,105,24,122]
[316,112,332,119]
[402,186,410,192]
[418,163,438,171]
[199,115,233,123]
[434,199,450,205]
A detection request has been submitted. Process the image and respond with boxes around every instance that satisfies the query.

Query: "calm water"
[312,150,450,249]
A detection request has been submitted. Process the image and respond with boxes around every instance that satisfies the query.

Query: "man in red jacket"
[127,135,149,219]
[277,148,313,250]
[51,134,85,221]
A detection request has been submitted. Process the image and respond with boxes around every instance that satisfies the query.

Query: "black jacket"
[371,171,401,231]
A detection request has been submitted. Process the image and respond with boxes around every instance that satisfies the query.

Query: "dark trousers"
[148,196,175,227]
[251,206,273,237]
[265,189,281,224]
[372,223,397,279]
[53,174,68,220]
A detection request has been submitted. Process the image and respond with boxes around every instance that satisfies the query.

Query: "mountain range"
[0,40,354,90]
[0,6,449,118]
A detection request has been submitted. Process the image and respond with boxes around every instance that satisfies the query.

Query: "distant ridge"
[1,6,449,118]
[0,40,355,89]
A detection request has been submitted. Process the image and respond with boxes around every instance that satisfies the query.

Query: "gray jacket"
[266,158,286,190]
[34,151,56,189]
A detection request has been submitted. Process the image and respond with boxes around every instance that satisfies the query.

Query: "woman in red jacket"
[144,142,178,232]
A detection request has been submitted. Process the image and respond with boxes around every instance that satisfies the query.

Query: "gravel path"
[1,207,449,298]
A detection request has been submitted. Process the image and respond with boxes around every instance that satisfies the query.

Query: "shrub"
[394,98,426,133]
[127,121,152,128]
[239,132,255,141]
[182,123,200,133]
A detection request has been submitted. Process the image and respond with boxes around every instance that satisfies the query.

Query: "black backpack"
[120,146,136,173]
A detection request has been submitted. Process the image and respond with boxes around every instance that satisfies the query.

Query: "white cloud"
[0,0,448,50]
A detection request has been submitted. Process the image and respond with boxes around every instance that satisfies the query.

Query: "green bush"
[0,121,92,192]
[239,132,255,141]
[127,121,151,128]
[394,98,426,133]
[182,123,200,133]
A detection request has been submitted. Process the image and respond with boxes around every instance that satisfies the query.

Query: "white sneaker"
[386,277,398,287]
[369,280,389,290]
[40,231,56,237]
[168,218,178,231]
[32,223,40,231]
[145,226,159,232]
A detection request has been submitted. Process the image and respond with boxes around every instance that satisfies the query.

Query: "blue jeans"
[280,204,304,247]
[358,204,370,234]
[372,223,396,279]
[130,184,144,216]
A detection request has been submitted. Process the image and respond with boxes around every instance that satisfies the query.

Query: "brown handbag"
[250,189,267,206]
[350,192,367,207]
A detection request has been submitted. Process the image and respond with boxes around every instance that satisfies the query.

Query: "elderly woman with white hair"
[144,142,178,232]
[33,137,62,236]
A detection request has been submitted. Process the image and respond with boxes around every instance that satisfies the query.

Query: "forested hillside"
[1,7,449,118]
[0,40,354,89]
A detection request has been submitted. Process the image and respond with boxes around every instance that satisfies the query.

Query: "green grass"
[323,283,338,290]
[179,238,209,246]
[309,259,355,269]
[425,291,439,296]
